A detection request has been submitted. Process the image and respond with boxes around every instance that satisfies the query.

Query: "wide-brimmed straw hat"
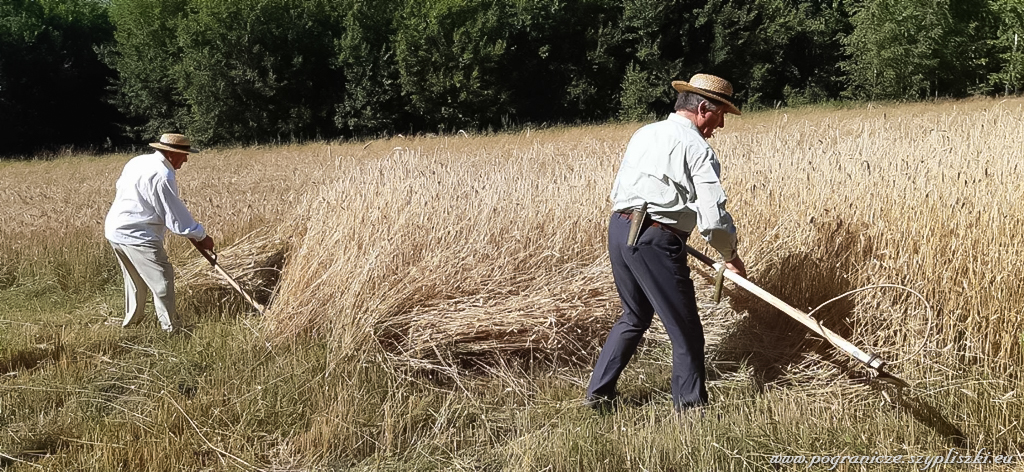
[150,133,198,154]
[672,74,741,115]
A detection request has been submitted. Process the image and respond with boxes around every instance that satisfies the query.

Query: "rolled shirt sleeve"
[157,173,206,241]
[686,147,737,261]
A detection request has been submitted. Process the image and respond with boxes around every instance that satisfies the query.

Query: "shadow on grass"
[0,342,63,376]
[871,381,969,448]
[178,247,286,323]
[706,250,858,390]
[699,216,970,448]
[707,217,872,389]
[1,433,72,468]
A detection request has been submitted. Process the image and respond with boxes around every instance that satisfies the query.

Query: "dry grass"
[3,99,1020,378]
[2,98,1024,470]
[240,100,1024,383]
[264,132,628,370]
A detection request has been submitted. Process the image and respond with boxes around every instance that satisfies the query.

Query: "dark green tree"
[842,0,996,100]
[939,0,999,95]
[685,0,850,109]
[611,0,851,116]
[500,0,623,124]
[394,0,511,132]
[176,0,344,144]
[106,0,191,140]
[843,0,942,99]
[618,0,680,121]
[334,0,407,136]
[989,0,1024,95]
[108,0,344,146]
[1,0,119,156]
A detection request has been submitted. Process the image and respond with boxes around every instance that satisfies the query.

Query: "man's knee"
[616,315,652,332]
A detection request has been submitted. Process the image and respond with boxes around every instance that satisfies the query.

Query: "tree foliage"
[394,0,511,132]
[990,0,1024,94]
[843,0,998,100]
[2,0,1024,156]
[334,0,405,135]
[1,0,119,155]
[109,0,344,145]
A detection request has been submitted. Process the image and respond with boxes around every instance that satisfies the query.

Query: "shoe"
[583,396,617,414]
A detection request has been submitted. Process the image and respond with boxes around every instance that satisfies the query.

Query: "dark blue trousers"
[587,212,708,409]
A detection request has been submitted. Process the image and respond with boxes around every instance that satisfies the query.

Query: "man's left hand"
[725,255,746,278]
[194,235,215,252]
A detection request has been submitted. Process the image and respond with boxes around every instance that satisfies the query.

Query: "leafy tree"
[780,0,852,106]
[334,0,406,136]
[843,0,943,100]
[611,0,852,116]
[394,0,511,132]
[176,0,344,144]
[842,0,996,100]
[106,0,191,140]
[682,0,850,109]
[938,0,998,95]
[0,0,119,156]
[618,0,679,121]
[990,0,1024,95]
[109,0,344,146]
[500,0,623,124]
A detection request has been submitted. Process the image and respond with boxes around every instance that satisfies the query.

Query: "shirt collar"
[666,112,699,132]
[153,151,174,172]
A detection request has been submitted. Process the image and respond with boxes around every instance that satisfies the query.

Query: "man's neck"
[674,109,698,125]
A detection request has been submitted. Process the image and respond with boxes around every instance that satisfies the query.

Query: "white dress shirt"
[610,113,738,260]
[104,151,206,245]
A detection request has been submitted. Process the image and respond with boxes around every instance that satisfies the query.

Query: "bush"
[0,0,120,157]
[109,0,345,146]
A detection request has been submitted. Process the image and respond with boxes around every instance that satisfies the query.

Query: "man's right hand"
[725,255,746,279]
[194,235,215,251]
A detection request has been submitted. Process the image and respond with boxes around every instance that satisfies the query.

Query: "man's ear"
[697,100,710,116]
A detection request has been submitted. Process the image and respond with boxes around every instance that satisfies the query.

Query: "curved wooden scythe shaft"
[191,241,267,316]
[686,245,908,388]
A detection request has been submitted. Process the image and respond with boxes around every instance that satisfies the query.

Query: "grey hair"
[674,92,723,113]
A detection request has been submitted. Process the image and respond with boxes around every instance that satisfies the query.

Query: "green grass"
[2,279,1021,470]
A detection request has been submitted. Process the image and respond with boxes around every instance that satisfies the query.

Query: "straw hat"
[150,133,198,154]
[672,74,741,115]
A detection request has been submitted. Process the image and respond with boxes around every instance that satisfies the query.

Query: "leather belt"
[616,210,690,239]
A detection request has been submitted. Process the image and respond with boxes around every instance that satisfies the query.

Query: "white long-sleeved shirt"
[104,151,206,245]
[610,113,738,260]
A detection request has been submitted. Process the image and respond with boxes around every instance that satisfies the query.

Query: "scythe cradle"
[685,245,909,389]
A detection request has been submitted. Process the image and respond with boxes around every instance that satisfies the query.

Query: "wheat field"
[1,98,1022,470]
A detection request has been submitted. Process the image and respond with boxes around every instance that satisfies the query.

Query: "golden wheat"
[2,99,1022,378]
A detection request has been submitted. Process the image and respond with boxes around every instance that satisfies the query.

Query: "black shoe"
[583,396,617,414]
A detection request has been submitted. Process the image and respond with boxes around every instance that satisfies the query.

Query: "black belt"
[616,210,690,239]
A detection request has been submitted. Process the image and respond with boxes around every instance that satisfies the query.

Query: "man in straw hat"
[586,74,746,412]
[104,133,214,334]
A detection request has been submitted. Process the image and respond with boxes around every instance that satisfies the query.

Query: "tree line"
[1,0,1022,157]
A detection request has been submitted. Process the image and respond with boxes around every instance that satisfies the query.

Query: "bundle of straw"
[376,258,619,367]
[177,230,289,305]
[265,135,627,369]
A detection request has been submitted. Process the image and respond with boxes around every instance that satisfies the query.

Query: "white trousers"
[109,241,181,332]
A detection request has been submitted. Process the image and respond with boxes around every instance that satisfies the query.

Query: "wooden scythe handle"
[685,245,886,371]
[190,240,266,316]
